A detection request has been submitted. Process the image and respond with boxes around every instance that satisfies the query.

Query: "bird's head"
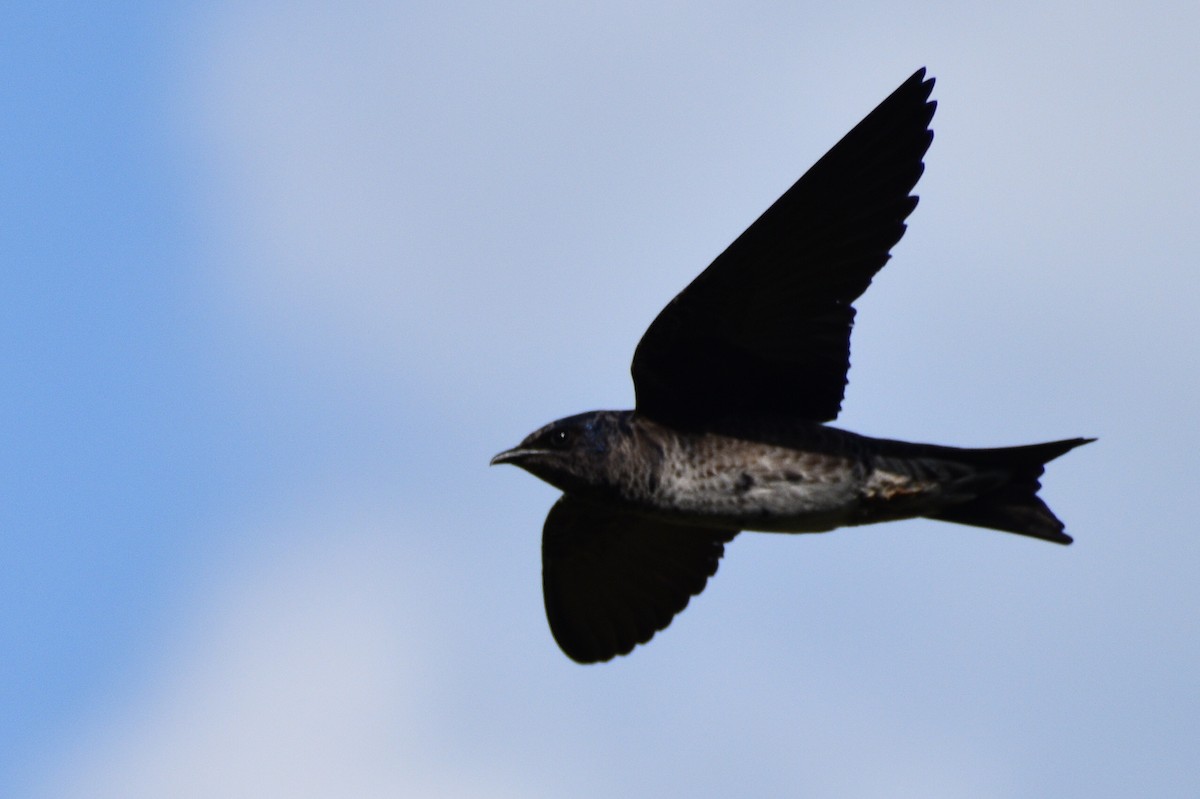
[490,411,626,496]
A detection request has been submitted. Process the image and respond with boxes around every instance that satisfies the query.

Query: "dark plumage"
[492,69,1093,664]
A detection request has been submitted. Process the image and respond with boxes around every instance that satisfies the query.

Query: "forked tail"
[927,438,1094,544]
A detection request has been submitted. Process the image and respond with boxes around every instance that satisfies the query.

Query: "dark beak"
[490,447,534,466]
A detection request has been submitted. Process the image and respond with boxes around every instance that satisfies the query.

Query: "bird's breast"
[639,434,869,533]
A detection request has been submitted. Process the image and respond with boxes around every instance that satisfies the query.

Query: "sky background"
[5,1,1199,796]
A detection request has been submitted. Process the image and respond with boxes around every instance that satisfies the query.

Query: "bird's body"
[492,69,1093,664]
[506,410,1086,540]
[626,416,869,534]
[506,411,869,534]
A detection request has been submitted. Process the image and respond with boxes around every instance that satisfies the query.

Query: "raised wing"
[541,496,738,663]
[632,69,936,428]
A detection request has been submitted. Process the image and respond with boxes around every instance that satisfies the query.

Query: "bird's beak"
[490,447,533,466]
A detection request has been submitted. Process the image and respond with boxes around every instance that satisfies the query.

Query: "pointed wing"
[632,69,936,428]
[541,495,738,664]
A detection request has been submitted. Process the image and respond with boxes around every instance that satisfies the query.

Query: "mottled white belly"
[654,447,866,533]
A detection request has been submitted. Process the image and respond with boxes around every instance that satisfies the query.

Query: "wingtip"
[897,67,936,116]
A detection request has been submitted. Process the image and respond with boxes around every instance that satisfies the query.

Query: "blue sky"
[5,1,1199,796]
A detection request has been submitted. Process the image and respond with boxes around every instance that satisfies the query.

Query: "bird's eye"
[548,428,572,449]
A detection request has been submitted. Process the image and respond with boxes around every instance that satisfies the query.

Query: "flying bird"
[491,68,1092,664]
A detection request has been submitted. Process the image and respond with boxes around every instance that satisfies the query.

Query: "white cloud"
[36,505,533,799]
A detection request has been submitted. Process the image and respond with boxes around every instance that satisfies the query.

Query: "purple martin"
[491,69,1093,664]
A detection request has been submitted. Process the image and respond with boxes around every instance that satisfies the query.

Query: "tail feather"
[928,437,1094,544]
